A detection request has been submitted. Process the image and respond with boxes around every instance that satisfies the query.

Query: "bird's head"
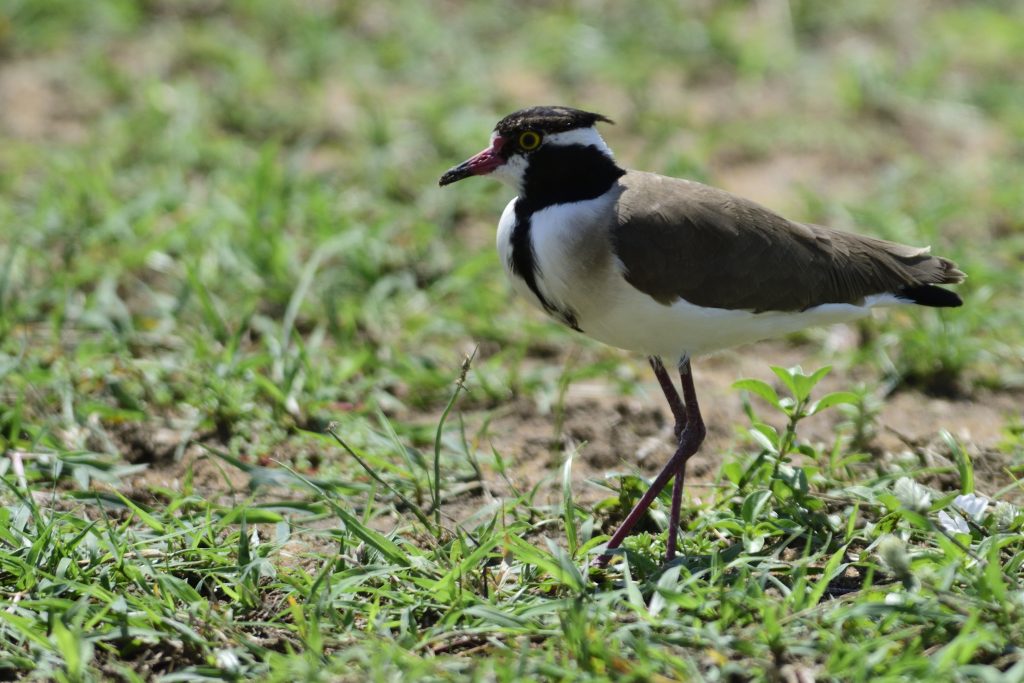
[439,106,616,193]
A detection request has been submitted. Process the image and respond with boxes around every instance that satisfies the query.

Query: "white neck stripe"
[544,128,614,158]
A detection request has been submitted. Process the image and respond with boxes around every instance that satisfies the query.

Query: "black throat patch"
[507,143,625,332]
[518,144,625,214]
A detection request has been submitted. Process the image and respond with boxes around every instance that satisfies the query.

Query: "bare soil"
[103,331,1020,556]
[457,339,1022,514]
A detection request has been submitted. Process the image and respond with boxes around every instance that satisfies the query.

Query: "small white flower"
[993,501,1021,531]
[884,592,905,605]
[953,493,989,523]
[938,510,970,535]
[894,477,932,512]
[215,649,241,674]
[877,535,912,580]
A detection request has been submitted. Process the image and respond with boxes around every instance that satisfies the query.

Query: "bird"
[439,105,965,565]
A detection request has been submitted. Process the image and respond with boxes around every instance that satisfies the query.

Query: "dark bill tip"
[439,162,473,187]
[438,139,506,187]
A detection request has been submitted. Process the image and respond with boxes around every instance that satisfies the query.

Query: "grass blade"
[942,430,974,494]
[432,349,476,527]
[562,448,578,557]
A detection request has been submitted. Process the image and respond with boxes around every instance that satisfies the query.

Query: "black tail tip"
[897,284,963,308]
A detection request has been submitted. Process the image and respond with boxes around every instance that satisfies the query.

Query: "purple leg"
[649,357,686,440]
[650,357,687,560]
[666,471,685,560]
[596,357,705,566]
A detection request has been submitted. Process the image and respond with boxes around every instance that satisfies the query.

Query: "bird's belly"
[578,285,877,360]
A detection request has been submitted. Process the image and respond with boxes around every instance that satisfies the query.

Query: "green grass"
[1,1,1023,680]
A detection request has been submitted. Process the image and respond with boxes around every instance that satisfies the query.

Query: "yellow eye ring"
[518,130,542,150]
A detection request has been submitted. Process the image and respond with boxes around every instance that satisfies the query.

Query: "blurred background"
[2,0,1021,465]
[2,1,1023,678]
[3,0,1023,469]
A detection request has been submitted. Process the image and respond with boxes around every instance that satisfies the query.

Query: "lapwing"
[439,106,965,565]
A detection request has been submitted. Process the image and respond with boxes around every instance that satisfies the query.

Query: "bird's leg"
[649,356,687,559]
[666,469,685,560]
[649,356,686,439]
[665,359,704,561]
[596,358,706,567]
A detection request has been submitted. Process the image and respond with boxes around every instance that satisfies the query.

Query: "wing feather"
[611,172,964,312]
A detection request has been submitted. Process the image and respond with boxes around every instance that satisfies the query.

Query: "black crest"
[495,106,613,136]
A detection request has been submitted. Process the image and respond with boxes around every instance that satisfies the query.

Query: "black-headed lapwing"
[440,106,965,565]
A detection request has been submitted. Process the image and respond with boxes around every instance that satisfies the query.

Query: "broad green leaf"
[875,492,903,512]
[732,378,782,409]
[809,391,860,415]
[770,366,800,398]
[721,461,744,485]
[743,533,766,553]
[749,423,779,454]
[741,489,772,524]
[649,565,682,617]
[805,366,833,394]
[899,509,932,530]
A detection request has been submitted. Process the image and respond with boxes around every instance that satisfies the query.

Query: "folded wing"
[612,172,965,312]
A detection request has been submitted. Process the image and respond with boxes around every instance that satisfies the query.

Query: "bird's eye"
[518,130,542,150]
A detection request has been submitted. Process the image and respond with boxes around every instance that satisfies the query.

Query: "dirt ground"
[462,339,1021,510]
[117,333,1021,544]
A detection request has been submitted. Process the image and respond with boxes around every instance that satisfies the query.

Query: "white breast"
[496,195,618,323]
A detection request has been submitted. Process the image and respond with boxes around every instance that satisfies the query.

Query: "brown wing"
[611,172,964,312]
